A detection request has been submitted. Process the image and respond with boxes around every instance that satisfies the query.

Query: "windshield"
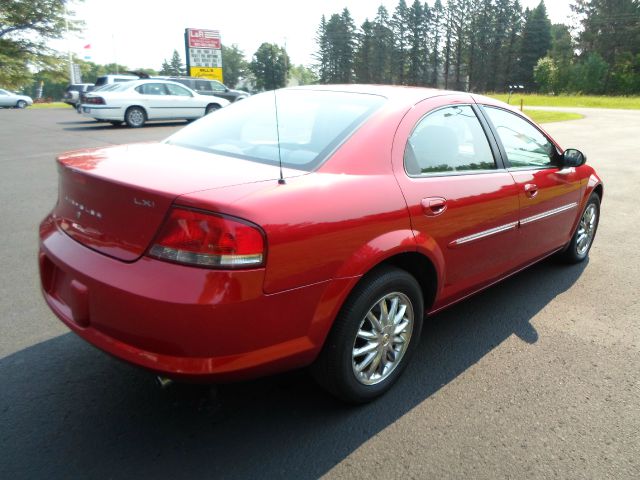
[94,83,131,93]
[166,89,386,171]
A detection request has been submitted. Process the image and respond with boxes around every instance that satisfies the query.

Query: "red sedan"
[39,86,602,403]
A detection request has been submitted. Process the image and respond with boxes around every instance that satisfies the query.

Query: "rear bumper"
[39,216,353,381]
[81,106,123,121]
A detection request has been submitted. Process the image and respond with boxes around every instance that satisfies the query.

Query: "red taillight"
[85,96,105,105]
[148,208,265,268]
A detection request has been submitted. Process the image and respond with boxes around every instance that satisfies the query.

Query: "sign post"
[184,28,223,82]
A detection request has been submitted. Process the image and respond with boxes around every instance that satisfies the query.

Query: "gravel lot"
[0,107,638,479]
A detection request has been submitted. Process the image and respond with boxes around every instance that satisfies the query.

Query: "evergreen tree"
[355,19,375,83]
[314,15,330,83]
[159,59,171,76]
[486,0,512,91]
[548,24,574,91]
[518,2,551,88]
[391,0,410,84]
[450,0,471,90]
[169,50,184,76]
[469,0,495,92]
[573,0,640,66]
[572,0,640,92]
[159,50,184,76]
[502,0,523,89]
[371,5,394,83]
[429,0,446,87]
[338,8,357,83]
[443,0,457,89]
[406,0,426,86]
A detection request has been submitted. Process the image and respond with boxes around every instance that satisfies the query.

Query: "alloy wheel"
[576,203,597,256]
[351,292,414,386]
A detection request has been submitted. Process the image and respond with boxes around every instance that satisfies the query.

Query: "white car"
[80,79,230,127]
[0,89,33,109]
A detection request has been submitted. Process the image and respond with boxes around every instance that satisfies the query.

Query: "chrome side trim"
[449,201,579,247]
[450,221,518,246]
[520,202,578,225]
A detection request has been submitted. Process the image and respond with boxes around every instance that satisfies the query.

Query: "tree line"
[2,0,638,96]
[314,0,640,94]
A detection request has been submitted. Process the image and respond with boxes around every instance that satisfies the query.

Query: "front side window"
[166,90,385,171]
[210,81,226,92]
[196,80,212,92]
[166,83,192,96]
[404,105,496,175]
[483,106,558,168]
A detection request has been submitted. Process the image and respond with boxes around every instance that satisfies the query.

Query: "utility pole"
[65,16,74,83]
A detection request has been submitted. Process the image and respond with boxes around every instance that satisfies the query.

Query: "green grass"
[30,102,71,109]
[488,93,640,110]
[524,109,584,124]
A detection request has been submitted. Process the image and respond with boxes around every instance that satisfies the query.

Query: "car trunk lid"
[53,142,302,261]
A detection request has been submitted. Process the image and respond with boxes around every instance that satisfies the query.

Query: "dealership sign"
[185,28,223,82]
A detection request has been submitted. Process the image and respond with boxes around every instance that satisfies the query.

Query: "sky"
[52,0,575,71]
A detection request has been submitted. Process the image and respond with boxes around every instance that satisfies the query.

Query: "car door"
[164,83,202,118]
[392,95,521,308]
[0,89,12,107]
[209,80,234,101]
[134,83,172,119]
[480,106,582,262]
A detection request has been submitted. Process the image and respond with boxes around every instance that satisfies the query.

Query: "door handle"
[524,183,539,198]
[421,197,447,216]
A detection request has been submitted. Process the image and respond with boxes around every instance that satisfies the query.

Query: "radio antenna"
[270,43,285,185]
[273,89,285,185]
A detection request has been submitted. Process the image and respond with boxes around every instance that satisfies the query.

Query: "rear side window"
[136,83,168,95]
[167,90,385,171]
[483,107,558,168]
[95,77,107,87]
[404,105,496,175]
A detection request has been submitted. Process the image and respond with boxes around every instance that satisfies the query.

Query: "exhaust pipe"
[156,376,174,389]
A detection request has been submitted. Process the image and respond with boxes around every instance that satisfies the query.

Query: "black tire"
[558,193,600,264]
[205,104,221,115]
[16,100,27,109]
[312,266,424,403]
[125,106,146,128]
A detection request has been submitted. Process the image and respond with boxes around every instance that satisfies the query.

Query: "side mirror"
[562,148,586,168]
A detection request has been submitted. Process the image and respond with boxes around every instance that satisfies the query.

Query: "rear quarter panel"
[177,101,420,294]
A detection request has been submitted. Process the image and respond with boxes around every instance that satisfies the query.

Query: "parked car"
[168,77,249,102]
[39,86,602,403]
[0,89,33,108]
[80,79,230,127]
[63,83,95,110]
[94,74,139,88]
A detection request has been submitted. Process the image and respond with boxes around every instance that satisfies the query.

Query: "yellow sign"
[191,67,223,83]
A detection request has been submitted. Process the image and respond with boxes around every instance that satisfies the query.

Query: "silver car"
[0,89,33,109]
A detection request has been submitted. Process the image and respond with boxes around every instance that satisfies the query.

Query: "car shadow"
[0,258,586,479]
[60,120,188,131]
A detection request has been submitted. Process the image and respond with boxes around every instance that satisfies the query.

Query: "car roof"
[119,79,195,88]
[290,84,462,102]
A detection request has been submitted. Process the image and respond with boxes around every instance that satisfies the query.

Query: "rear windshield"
[166,90,386,171]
